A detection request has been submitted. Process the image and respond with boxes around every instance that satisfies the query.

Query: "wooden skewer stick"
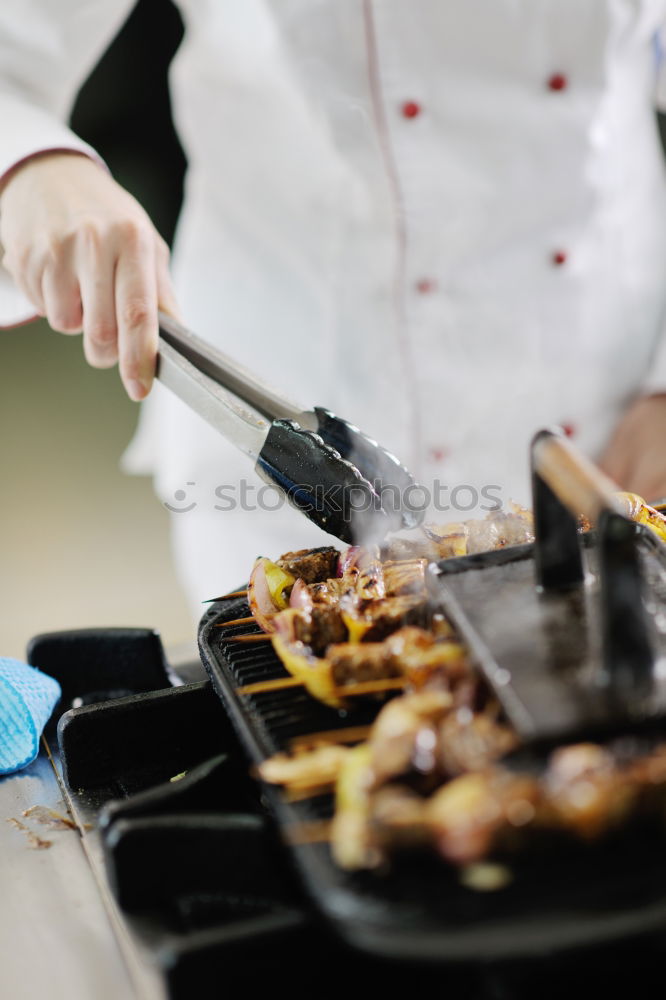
[227,633,272,643]
[332,676,406,698]
[237,676,304,696]
[203,589,248,602]
[289,725,372,750]
[283,784,336,803]
[239,672,406,698]
[283,820,332,845]
[215,616,256,627]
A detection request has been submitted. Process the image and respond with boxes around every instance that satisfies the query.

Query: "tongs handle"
[158,310,303,423]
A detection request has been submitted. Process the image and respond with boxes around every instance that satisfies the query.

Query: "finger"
[114,231,158,401]
[41,261,83,334]
[78,244,119,369]
[2,248,47,316]
[156,241,181,320]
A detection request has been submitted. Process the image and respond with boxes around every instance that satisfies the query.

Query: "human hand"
[0,151,179,400]
[598,394,666,503]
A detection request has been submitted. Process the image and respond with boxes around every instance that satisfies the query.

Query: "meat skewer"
[248,491,666,873]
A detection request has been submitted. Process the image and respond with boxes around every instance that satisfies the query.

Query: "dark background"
[71,0,187,246]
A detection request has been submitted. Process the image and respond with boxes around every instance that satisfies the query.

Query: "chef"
[2,0,666,612]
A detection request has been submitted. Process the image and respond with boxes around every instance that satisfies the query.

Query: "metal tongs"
[156,312,424,542]
[429,428,666,748]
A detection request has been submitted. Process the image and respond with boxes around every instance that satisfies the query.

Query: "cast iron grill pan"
[199,586,666,962]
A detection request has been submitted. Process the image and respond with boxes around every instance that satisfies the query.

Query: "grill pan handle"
[530,428,625,590]
[530,428,653,698]
[532,430,623,525]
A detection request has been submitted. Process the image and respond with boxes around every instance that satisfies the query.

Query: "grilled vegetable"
[270,634,344,708]
[248,557,296,632]
[616,492,666,545]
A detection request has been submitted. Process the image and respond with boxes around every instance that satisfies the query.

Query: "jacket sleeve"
[0,0,137,326]
[641,21,666,395]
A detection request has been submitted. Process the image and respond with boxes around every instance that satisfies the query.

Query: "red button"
[415,278,436,294]
[547,73,568,91]
[429,446,448,462]
[402,100,421,119]
[552,250,567,266]
[561,422,576,438]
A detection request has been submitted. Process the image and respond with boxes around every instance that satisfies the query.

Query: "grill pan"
[198,429,666,960]
[199,597,666,962]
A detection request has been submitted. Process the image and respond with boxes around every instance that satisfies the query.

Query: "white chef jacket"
[3,0,666,610]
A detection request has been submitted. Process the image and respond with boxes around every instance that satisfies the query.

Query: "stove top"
[26,626,666,999]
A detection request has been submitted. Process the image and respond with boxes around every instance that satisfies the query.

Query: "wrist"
[0,149,100,201]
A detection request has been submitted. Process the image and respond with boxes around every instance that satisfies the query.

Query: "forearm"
[598,393,666,502]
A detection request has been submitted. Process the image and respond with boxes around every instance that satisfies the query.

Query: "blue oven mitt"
[0,657,61,774]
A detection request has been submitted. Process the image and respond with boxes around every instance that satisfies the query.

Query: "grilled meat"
[380,536,439,561]
[384,627,469,689]
[366,689,454,786]
[276,546,340,584]
[272,605,348,655]
[542,743,638,840]
[426,769,541,866]
[304,578,352,606]
[421,522,468,559]
[340,593,429,642]
[327,641,403,689]
[382,559,427,596]
[258,745,351,791]
[353,557,385,600]
[423,504,534,558]
[256,493,666,873]
[425,740,666,866]
[437,709,518,778]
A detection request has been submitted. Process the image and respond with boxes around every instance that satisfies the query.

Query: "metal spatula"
[427,428,666,746]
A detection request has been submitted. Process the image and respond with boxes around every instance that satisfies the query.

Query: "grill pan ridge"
[198,561,666,963]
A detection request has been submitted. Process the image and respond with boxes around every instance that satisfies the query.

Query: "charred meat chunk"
[276,546,340,584]
[382,559,427,596]
[345,594,429,642]
[542,743,638,840]
[367,690,454,786]
[437,709,518,778]
[327,642,402,689]
[273,605,347,655]
[384,627,470,689]
[426,769,541,866]
[307,578,352,605]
